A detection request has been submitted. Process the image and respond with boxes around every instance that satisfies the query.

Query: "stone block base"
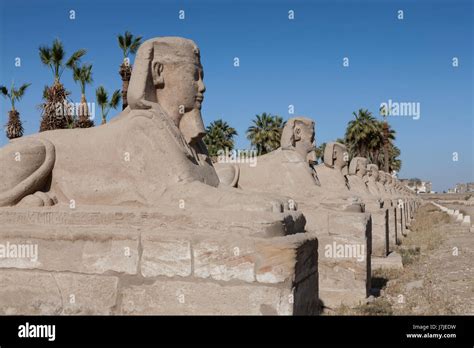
[0,206,319,315]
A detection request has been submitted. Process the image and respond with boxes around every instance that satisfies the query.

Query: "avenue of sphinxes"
[0,37,419,315]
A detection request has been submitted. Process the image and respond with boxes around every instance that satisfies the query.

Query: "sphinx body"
[347,156,381,210]
[238,147,318,197]
[364,164,382,198]
[346,157,370,198]
[235,118,372,307]
[314,142,350,194]
[312,142,366,212]
[237,121,362,214]
[375,170,388,195]
[0,37,295,214]
[0,107,218,207]
[237,117,319,200]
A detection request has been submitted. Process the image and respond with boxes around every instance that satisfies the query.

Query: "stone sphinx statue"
[238,118,358,206]
[394,179,409,198]
[237,117,319,197]
[376,169,394,206]
[315,142,350,192]
[347,158,393,212]
[364,164,381,197]
[237,118,371,307]
[385,173,410,200]
[237,118,364,214]
[347,157,369,196]
[384,173,397,196]
[376,170,390,195]
[0,37,291,213]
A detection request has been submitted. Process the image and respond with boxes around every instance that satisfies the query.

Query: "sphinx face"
[378,171,386,183]
[295,122,315,156]
[356,160,367,177]
[157,62,205,113]
[155,62,206,143]
[333,144,348,170]
[371,168,379,180]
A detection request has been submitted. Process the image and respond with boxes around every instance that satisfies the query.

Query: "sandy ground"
[444,204,474,219]
[336,203,474,315]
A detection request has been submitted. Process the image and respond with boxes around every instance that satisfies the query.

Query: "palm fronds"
[246,112,285,155]
[96,86,121,124]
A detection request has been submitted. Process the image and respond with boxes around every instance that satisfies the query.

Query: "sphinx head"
[128,37,206,145]
[323,142,349,171]
[378,170,387,184]
[281,117,316,163]
[348,157,368,178]
[367,164,379,180]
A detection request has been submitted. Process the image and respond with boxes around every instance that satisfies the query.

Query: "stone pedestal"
[369,209,390,257]
[0,205,319,315]
[305,209,371,309]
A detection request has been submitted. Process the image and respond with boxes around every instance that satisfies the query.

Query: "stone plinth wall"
[0,208,319,315]
[313,211,372,309]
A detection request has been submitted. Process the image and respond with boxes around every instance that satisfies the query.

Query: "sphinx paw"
[17,192,56,207]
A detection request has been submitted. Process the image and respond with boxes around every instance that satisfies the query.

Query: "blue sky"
[0,0,472,192]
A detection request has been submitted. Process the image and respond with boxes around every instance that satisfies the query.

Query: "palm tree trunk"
[119,63,132,110]
[373,149,380,167]
[101,106,107,125]
[75,93,94,128]
[360,144,366,158]
[382,121,389,172]
[40,81,69,131]
[80,93,89,117]
[6,109,24,140]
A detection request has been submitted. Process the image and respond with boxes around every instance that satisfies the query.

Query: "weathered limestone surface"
[0,270,118,315]
[121,280,293,315]
[141,236,192,278]
[54,273,119,315]
[123,233,318,316]
[0,205,305,238]
[0,270,62,315]
[370,209,389,257]
[236,122,373,309]
[318,232,370,308]
[462,215,471,226]
[372,252,403,271]
[0,224,139,274]
[0,206,319,315]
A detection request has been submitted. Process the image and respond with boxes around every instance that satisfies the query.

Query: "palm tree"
[203,119,238,158]
[72,63,94,128]
[0,82,30,139]
[380,105,391,172]
[38,39,86,131]
[246,113,285,155]
[39,39,86,83]
[344,109,378,158]
[368,120,396,168]
[118,31,142,110]
[96,86,121,125]
[386,143,402,172]
[314,142,326,164]
[344,108,402,171]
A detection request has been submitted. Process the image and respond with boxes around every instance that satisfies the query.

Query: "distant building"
[455,183,467,193]
[400,178,432,193]
[425,181,432,193]
[453,182,474,193]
